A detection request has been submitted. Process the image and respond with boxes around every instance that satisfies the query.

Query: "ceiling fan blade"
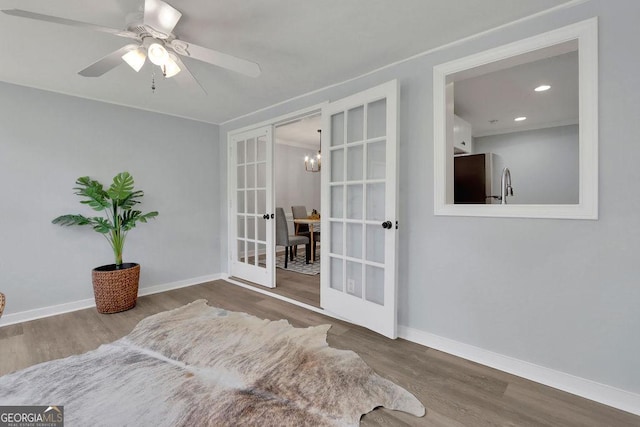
[1,9,138,39]
[143,0,182,38]
[170,40,261,78]
[170,56,207,94]
[78,45,138,77]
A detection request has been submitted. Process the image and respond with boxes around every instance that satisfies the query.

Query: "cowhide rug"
[0,300,425,426]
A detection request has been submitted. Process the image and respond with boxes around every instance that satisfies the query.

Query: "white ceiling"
[0,0,573,124]
[276,114,321,149]
[454,47,578,137]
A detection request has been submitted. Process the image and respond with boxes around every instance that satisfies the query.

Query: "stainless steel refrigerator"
[454,153,500,204]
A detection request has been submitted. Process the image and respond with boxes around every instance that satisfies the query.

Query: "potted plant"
[53,172,158,314]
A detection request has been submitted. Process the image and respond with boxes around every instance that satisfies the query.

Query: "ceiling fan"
[1,0,261,93]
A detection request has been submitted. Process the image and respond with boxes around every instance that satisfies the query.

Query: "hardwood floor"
[272,264,321,307]
[241,248,321,307]
[1,280,637,426]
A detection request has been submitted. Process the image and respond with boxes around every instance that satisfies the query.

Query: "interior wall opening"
[271,113,322,307]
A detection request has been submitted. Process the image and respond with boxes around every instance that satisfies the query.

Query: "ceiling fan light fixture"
[148,42,169,65]
[2,0,261,91]
[122,47,146,72]
[163,53,181,78]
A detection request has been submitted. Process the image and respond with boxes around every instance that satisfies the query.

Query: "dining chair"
[291,205,320,260]
[275,207,310,268]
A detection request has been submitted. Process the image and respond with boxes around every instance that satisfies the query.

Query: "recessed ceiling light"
[514,116,527,122]
[535,84,551,92]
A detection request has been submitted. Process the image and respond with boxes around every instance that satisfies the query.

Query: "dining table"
[292,218,320,263]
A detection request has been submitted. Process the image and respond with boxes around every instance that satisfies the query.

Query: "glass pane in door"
[347,145,363,181]
[237,216,245,238]
[330,257,344,291]
[367,140,386,179]
[331,149,344,182]
[346,185,363,219]
[367,99,387,138]
[330,222,343,255]
[246,138,256,162]
[246,164,255,189]
[330,186,344,218]
[346,223,362,259]
[247,190,255,214]
[346,261,363,298]
[365,265,384,305]
[237,240,245,262]
[347,106,364,143]
[331,113,345,147]
[365,225,384,264]
[366,183,385,220]
[247,217,255,240]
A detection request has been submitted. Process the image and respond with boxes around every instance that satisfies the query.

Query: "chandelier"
[304,129,322,173]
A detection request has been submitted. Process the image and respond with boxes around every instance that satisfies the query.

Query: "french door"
[320,80,399,338]
[228,125,275,287]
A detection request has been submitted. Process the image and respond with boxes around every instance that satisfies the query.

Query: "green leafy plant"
[53,172,158,267]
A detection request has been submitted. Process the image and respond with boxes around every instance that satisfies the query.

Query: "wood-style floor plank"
[230,258,322,311]
[0,279,637,426]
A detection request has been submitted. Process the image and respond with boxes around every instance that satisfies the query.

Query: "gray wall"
[274,143,321,217]
[474,124,579,204]
[220,1,640,394]
[0,82,221,315]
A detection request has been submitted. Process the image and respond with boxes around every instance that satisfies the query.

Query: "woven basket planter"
[92,263,140,314]
[0,292,5,319]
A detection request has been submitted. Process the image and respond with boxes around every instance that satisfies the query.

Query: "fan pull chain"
[151,72,156,93]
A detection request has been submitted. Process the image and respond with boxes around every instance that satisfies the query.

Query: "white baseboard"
[223,276,639,415]
[137,274,223,298]
[0,297,97,327]
[0,273,223,327]
[3,274,637,417]
[221,277,640,416]
[399,325,640,417]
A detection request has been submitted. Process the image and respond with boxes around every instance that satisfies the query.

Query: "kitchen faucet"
[501,167,513,204]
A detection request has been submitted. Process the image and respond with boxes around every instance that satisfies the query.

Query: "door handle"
[381,221,392,229]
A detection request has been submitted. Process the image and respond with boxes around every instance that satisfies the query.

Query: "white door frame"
[226,83,400,339]
[226,103,326,284]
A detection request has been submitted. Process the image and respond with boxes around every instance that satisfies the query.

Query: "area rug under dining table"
[0,300,425,426]
[275,254,320,275]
